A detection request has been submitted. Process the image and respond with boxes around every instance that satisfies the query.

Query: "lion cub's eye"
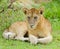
[34,16,37,19]
[27,16,30,19]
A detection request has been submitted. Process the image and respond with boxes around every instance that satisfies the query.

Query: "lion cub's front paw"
[15,36,29,41]
[29,34,38,45]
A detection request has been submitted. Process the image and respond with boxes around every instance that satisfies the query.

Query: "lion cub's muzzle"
[30,24,34,28]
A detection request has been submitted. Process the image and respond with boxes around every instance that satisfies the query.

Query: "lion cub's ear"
[23,8,29,14]
[39,7,45,14]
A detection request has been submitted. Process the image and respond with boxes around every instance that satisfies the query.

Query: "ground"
[0,0,60,49]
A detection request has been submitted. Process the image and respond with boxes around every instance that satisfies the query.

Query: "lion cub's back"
[9,21,28,35]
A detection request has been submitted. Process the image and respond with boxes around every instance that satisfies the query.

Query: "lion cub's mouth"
[30,24,34,28]
[29,24,36,29]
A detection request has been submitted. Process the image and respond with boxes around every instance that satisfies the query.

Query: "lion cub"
[23,8,53,44]
[3,21,29,41]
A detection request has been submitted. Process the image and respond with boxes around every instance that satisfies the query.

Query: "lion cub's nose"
[30,24,34,28]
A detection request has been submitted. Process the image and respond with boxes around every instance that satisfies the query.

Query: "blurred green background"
[0,0,60,49]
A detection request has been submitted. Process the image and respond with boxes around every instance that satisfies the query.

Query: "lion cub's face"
[24,8,44,29]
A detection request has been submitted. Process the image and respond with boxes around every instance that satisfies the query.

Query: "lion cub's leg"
[29,34,38,44]
[14,32,29,41]
[15,36,29,41]
[3,29,16,39]
[38,34,53,44]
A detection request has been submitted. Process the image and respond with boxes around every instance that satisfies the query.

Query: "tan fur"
[3,7,53,44]
[3,21,29,41]
[24,8,53,44]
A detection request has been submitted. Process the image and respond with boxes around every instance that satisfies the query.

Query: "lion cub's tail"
[3,29,16,39]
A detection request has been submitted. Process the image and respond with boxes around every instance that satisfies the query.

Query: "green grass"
[0,0,60,49]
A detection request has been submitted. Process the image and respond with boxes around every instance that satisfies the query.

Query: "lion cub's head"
[23,7,44,29]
